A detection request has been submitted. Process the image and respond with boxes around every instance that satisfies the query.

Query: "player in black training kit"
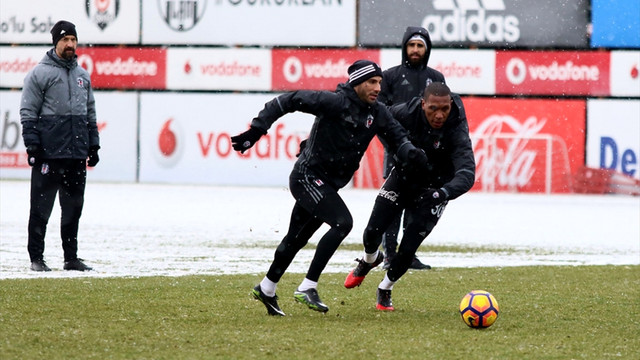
[345,82,476,311]
[231,60,429,316]
[378,26,447,271]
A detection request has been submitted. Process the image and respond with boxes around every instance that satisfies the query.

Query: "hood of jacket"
[43,48,78,70]
[401,26,433,70]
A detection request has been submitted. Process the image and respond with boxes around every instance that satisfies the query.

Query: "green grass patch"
[1,265,638,359]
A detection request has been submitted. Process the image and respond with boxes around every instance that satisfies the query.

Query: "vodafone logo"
[78,54,94,75]
[78,54,158,76]
[505,57,526,85]
[283,56,303,83]
[282,56,351,84]
[154,118,184,167]
[505,57,600,85]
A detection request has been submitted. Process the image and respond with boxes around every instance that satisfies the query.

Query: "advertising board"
[591,0,640,48]
[610,51,640,97]
[354,97,586,193]
[0,90,138,182]
[139,93,311,187]
[166,48,271,91]
[0,46,49,88]
[271,49,380,91]
[358,0,589,48]
[379,48,496,95]
[496,50,610,96]
[0,0,140,44]
[141,0,356,46]
[586,99,640,180]
[77,46,167,90]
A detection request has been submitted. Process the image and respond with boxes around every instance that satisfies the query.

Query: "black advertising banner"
[358,0,589,48]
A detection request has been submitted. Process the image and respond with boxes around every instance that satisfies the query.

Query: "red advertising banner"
[76,47,167,90]
[496,51,610,96]
[272,49,380,91]
[465,98,585,193]
[354,98,586,193]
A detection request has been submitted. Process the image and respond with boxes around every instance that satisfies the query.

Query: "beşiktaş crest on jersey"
[85,0,120,30]
[366,114,374,128]
[158,0,208,32]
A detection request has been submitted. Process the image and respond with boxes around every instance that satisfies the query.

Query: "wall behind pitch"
[591,0,640,48]
[586,100,640,179]
[138,92,311,187]
[358,0,589,48]
[0,90,138,182]
[141,0,356,46]
[0,0,140,44]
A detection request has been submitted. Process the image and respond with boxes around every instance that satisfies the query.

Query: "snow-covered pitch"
[1,180,638,279]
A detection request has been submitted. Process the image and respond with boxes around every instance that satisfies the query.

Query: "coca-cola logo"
[471,114,547,190]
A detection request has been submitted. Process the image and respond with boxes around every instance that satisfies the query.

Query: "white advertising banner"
[380,48,496,95]
[0,46,49,88]
[141,0,356,46]
[610,51,640,97]
[139,92,312,186]
[0,91,138,182]
[0,91,27,179]
[87,91,138,182]
[166,47,271,91]
[0,0,141,44]
[586,99,640,179]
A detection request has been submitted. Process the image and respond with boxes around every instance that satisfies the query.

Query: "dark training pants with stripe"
[266,169,353,283]
[363,168,447,282]
[27,159,87,262]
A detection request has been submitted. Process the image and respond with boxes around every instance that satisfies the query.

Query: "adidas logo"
[424,0,520,43]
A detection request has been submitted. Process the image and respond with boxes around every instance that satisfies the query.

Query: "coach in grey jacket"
[20,20,99,272]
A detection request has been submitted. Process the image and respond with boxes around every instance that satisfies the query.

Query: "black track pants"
[266,170,353,283]
[27,159,86,262]
[362,168,447,282]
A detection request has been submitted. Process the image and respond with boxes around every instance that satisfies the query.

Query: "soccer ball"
[459,290,499,328]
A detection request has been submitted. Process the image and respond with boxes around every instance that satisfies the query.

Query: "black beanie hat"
[51,20,77,46]
[347,60,383,87]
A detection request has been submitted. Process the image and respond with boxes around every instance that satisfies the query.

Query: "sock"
[364,250,380,263]
[297,278,318,292]
[260,277,277,297]
[378,274,396,290]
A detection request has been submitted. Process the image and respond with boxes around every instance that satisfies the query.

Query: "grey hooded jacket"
[20,48,99,159]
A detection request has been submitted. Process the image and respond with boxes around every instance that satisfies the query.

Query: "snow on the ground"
[1,180,638,279]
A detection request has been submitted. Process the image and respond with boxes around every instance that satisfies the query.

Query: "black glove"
[87,146,100,167]
[230,126,265,154]
[26,144,42,167]
[407,148,429,172]
[398,146,430,179]
[296,139,308,157]
[419,188,447,206]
